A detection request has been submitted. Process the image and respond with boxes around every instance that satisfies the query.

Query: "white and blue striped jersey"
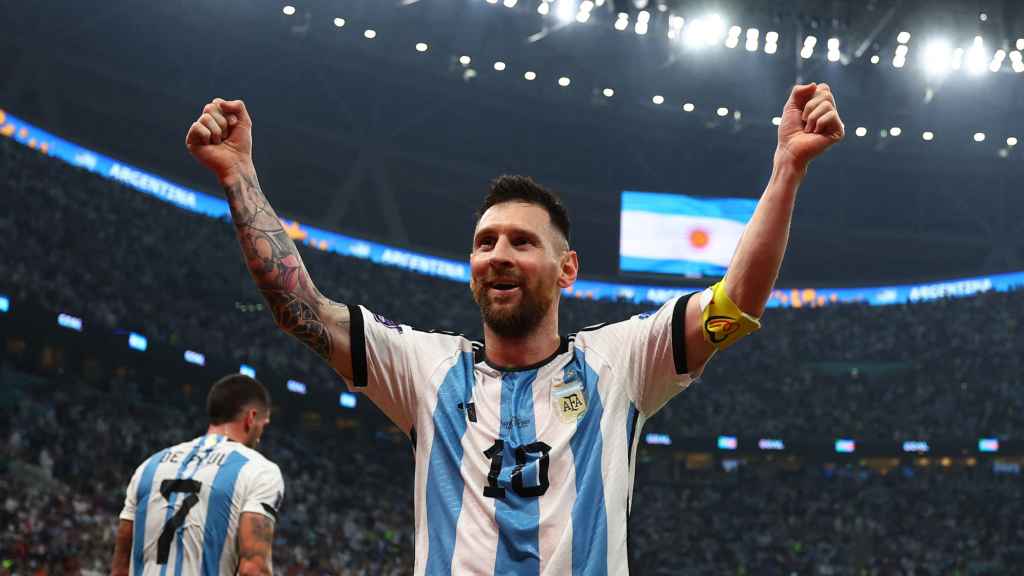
[119,435,284,576]
[344,293,697,575]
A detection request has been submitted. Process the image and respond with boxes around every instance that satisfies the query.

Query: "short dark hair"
[477,175,571,245]
[207,374,271,425]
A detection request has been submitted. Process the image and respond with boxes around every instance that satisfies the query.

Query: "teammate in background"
[110,375,284,576]
[187,83,843,574]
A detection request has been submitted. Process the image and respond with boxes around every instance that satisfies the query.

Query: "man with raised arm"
[186,83,843,575]
[111,374,283,576]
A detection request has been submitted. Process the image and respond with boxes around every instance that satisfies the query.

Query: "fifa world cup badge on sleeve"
[552,369,587,424]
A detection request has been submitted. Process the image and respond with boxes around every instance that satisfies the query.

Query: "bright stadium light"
[682,102,695,112]
[764,42,778,54]
[922,39,952,75]
[871,54,880,64]
[828,50,841,62]
[800,45,813,59]
[716,106,728,117]
[524,70,536,80]
[897,31,911,44]
[538,1,550,15]
[460,55,472,66]
[974,132,986,142]
[990,49,1006,72]
[889,126,901,136]
[282,5,296,16]
[576,10,591,23]
[652,94,664,104]
[966,36,988,74]
[765,30,779,44]
[494,61,506,71]
[828,37,840,50]
[684,13,727,48]
[1008,137,1019,146]
[725,34,739,48]
[922,131,934,141]
[364,29,377,39]
[333,17,346,27]
[558,76,571,87]
[416,42,429,52]
[892,54,906,68]
[804,35,818,48]
[635,20,648,35]
[771,116,781,126]
[603,87,614,97]
[614,12,628,30]
[504,0,518,6]
[855,126,867,137]
[745,28,759,52]
[555,0,575,23]
[1018,39,1024,51]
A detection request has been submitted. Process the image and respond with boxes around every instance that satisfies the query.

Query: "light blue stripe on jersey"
[133,449,169,576]
[424,352,475,576]
[174,436,225,576]
[493,369,541,575]
[201,450,250,576]
[568,351,608,576]
[160,436,208,576]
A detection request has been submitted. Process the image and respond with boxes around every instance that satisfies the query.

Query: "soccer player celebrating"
[111,375,283,576]
[186,83,842,575]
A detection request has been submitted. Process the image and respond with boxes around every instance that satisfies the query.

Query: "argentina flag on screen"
[619,191,758,277]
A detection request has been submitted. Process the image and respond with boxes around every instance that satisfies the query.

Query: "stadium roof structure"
[3,0,1023,286]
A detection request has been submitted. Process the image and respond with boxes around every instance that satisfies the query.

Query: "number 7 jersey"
[119,435,284,576]
[343,293,698,576]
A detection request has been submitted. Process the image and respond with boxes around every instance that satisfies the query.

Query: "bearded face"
[470,202,573,339]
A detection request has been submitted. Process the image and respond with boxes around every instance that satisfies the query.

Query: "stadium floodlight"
[487,0,499,4]
[614,12,628,30]
[922,39,952,75]
[897,31,911,44]
[576,10,591,23]
[828,50,841,62]
[771,116,781,126]
[504,0,518,6]
[1018,39,1024,50]
[765,30,779,44]
[494,61,506,71]
[603,88,614,97]
[683,13,727,48]
[1008,137,1018,146]
[951,47,964,70]
[333,18,346,28]
[635,20,648,35]
[989,49,1006,72]
[745,29,759,52]
[524,70,537,80]
[416,42,429,53]
[827,37,840,50]
[459,55,472,66]
[682,102,695,112]
[855,126,867,137]
[870,54,880,64]
[716,107,728,117]
[538,1,550,15]
[364,29,376,39]
[764,42,778,54]
[890,126,902,136]
[974,132,986,142]
[895,44,909,57]
[652,95,664,104]
[282,5,296,16]
[555,0,575,23]
[892,54,906,68]
[966,36,988,74]
[922,131,934,141]
[558,76,571,87]
[800,45,813,59]
[725,35,739,48]
[804,35,817,48]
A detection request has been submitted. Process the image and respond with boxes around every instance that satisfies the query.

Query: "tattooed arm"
[237,512,275,576]
[186,99,353,378]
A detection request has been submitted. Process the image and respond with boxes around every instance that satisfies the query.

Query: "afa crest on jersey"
[552,368,588,424]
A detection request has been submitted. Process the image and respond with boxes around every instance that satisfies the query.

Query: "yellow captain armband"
[699,281,762,351]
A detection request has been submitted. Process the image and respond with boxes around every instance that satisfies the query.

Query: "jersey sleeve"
[576,293,698,417]
[240,461,285,524]
[343,304,463,433]
[118,461,145,522]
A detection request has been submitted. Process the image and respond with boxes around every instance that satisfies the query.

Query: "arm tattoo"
[225,171,332,360]
[239,514,274,573]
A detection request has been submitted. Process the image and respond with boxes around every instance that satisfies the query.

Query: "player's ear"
[558,250,578,289]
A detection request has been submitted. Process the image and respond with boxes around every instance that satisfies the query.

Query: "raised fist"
[186,98,253,181]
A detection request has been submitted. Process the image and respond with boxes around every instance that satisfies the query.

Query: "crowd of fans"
[4,133,1024,574]
[3,137,1022,443]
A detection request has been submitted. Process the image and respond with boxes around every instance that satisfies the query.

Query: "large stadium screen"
[619,191,758,277]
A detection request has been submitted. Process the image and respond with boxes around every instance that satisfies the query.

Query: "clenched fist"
[776,83,845,169]
[186,98,253,182]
